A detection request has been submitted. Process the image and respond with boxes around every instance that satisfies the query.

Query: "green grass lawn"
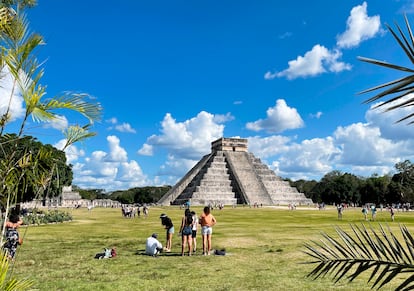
[9,205,414,290]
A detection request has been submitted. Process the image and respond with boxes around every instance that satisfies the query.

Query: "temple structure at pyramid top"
[158,137,313,206]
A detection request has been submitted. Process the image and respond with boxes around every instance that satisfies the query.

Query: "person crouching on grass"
[199,206,216,256]
[145,233,163,257]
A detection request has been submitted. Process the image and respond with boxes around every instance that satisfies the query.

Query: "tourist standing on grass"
[179,209,193,256]
[191,210,199,253]
[143,205,149,218]
[362,206,368,221]
[145,233,163,257]
[390,206,395,221]
[337,204,343,220]
[3,211,23,260]
[371,205,377,221]
[160,213,174,252]
[200,206,216,256]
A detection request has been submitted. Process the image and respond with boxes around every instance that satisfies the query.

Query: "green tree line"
[74,186,171,205]
[291,160,414,206]
[0,134,73,207]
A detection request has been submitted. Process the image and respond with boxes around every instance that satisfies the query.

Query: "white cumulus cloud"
[265,2,382,80]
[246,99,304,133]
[0,66,24,122]
[365,96,414,140]
[140,111,225,179]
[336,2,383,49]
[145,111,224,160]
[138,143,153,156]
[265,45,351,80]
[105,135,128,163]
[115,122,136,133]
[69,135,149,191]
[43,115,68,131]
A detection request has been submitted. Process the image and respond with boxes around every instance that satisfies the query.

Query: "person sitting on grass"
[145,233,163,257]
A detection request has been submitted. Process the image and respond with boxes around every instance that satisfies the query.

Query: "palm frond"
[0,252,33,290]
[386,20,414,64]
[304,224,414,290]
[43,92,102,124]
[358,57,414,73]
[62,124,96,150]
[0,7,16,32]
[359,15,414,124]
[360,75,414,104]
[376,94,414,111]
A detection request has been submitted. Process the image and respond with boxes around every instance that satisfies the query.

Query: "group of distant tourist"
[121,205,149,218]
[146,206,217,257]
[336,203,397,222]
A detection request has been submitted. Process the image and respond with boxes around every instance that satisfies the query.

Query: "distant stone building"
[21,186,121,208]
[61,186,83,207]
[60,186,121,208]
[158,137,313,206]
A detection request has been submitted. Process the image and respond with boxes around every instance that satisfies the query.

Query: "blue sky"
[2,0,414,191]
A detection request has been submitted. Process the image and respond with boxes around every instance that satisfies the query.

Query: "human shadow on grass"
[135,249,184,257]
[135,249,227,257]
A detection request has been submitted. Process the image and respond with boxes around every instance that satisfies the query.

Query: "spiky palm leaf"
[304,224,414,290]
[42,92,102,124]
[0,11,102,135]
[358,15,414,124]
[62,124,96,151]
[0,251,33,290]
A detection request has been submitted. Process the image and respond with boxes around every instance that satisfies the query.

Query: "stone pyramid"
[158,137,313,206]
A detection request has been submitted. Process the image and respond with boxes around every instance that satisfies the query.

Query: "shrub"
[22,210,72,225]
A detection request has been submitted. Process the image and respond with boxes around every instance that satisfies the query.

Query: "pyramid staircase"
[158,138,313,206]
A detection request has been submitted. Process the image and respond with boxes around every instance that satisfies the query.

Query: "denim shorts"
[167,226,175,234]
[201,226,213,235]
[182,226,192,236]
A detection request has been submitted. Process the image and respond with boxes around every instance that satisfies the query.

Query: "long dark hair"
[9,213,20,223]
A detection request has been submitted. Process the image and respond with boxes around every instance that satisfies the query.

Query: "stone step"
[206,168,229,175]
[188,198,237,206]
[195,185,233,192]
[191,193,236,199]
[198,180,232,186]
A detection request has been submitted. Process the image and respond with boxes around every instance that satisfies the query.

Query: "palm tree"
[0,0,102,246]
[0,11,101,136]
[358,15,414,124]
[0,3,101,289]
[0,9,101,212]
[304,224,414,290]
